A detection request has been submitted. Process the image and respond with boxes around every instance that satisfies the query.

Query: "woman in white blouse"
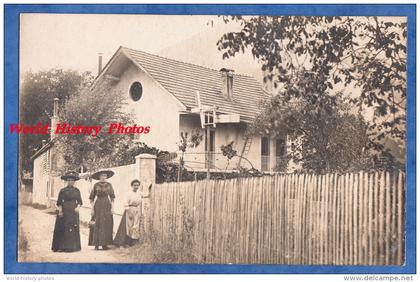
[113,179,150,247]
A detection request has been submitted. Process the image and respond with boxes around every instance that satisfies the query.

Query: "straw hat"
[91,169,114,180]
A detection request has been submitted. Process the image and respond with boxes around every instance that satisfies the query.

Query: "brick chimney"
[220,68,234,100]
[50,98,59,140]
[98,52,103,75]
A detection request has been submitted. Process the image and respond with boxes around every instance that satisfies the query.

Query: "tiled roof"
[121,47,270,123]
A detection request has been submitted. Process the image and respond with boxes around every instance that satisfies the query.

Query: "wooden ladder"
[237,135,252,169]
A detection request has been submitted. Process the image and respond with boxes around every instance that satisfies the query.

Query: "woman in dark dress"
[51,171,83,252]
[88,169,115,250]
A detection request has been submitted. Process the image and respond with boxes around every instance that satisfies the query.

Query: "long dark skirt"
[88,196,113,246]
[113,211,140,246]
[51,203,81,252]
[113,211,129,246]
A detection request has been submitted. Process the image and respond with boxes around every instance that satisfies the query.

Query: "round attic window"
[129,81,143,101]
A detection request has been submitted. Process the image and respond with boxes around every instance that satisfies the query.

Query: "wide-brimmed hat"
[61,171,80,181]
[91,169,114,180]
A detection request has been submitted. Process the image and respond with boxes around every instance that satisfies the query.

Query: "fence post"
[135,153,157,234]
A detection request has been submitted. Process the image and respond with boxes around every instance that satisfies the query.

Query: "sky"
[20,14,257,77]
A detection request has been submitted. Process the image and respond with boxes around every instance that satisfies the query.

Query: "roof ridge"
[120,46,259,79]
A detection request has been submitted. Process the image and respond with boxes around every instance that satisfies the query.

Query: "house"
[30,99,61,207]
[93,46,287,172]
[31,140,55,206]
[30,46,289,207]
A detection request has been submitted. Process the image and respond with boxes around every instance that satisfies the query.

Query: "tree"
[217,16,407,157]
[251,91,372,173]
[20,69,93,172]
[54,81,135,172]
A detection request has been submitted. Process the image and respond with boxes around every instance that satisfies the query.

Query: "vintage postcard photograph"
[7,6,413,273]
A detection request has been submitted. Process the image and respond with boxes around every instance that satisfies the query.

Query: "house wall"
[109,62,183,152]
[32,149,51,206]
[105,61,290,172]
[233,133,283,172]
[247,134,262,170]
[179,114,286,172]
[215,123,250,170]
[32,146,64,207]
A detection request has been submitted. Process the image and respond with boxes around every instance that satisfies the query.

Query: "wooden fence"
[149,170,405,265]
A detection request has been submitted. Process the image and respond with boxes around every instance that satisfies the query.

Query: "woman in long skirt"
[114,179,150,247]
[88,169,115,250]
[52,171,83,252]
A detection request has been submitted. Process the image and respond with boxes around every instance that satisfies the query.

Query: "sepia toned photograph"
[17,13,407,265]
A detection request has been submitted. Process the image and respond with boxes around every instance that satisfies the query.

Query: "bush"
[114,142,265,183]
[143,198,200,263]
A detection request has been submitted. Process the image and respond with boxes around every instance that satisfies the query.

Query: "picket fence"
[149,170,406,265]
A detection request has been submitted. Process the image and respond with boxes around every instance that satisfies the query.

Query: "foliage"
[20,69,93,172]
[220,141,257,171]
[372,149,405,171]
[237,167,264,178]
[125,143,186,184]
[54,81,135,172]
[220,141,237,170]
[160,142,267,181]
[103,140,238,184]
[273,153,292,172]
[177,130,203,181]
[179,130,203,151]
[144,198,200,263]
[221,141,237,159]
[252,92,373,173]
[192,168,264,181]
[111,141,195,183]
[156,164,264,183]
[217,16,407,167]
[114,141,175,165]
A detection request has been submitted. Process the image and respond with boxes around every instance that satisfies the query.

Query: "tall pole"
[206,124,211,180]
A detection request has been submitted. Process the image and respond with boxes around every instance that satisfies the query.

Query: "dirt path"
[18,205,154,263]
